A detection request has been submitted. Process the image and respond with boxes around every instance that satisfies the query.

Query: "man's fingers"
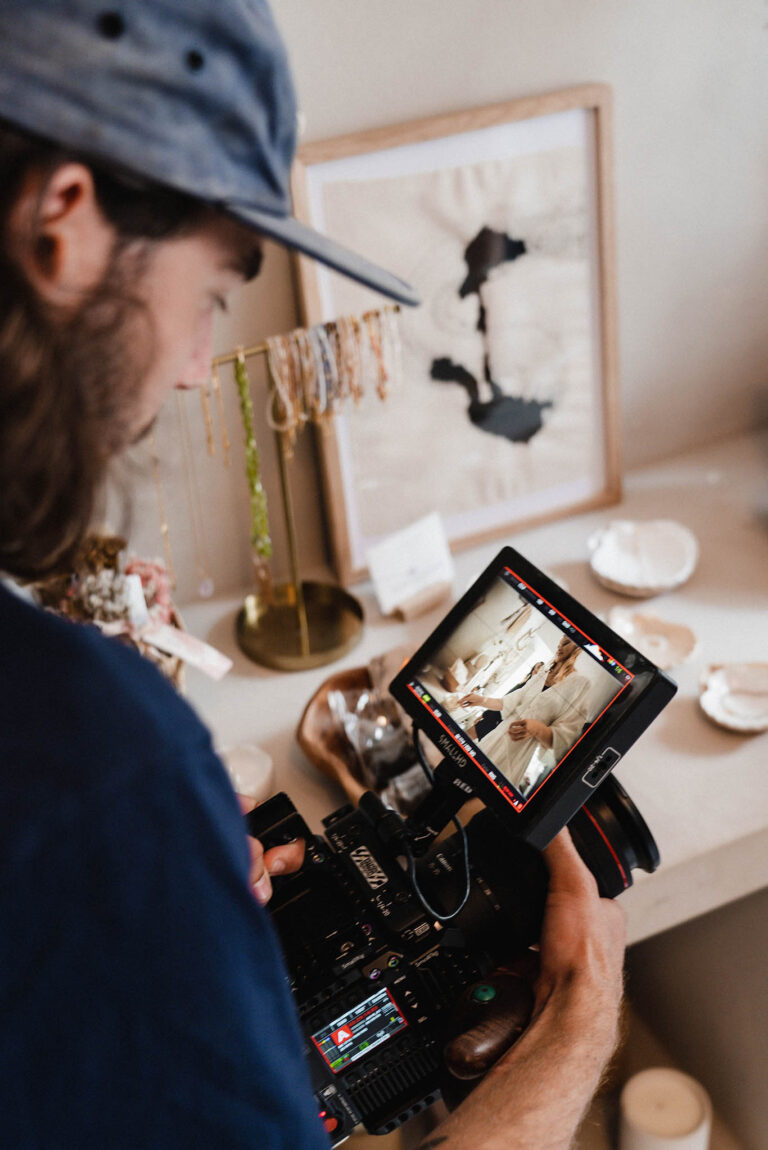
[264,839,305,877]
[252,872,272,904]
[238,793,306,904]
[542,829,599,898]
[248,839,305,905]
[248,836,272,905]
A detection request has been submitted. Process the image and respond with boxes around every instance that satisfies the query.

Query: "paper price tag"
[142,624,233,681]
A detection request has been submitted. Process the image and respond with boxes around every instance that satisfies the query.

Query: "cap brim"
[226,202,421,308]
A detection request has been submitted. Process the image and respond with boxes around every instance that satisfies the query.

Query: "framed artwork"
[292,84,621,584]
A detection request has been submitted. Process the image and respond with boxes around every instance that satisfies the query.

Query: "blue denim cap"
[0,0,419,306]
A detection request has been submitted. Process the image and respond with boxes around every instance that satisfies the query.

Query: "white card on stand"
[366,513,454,618]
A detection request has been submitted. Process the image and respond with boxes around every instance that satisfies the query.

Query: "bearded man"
[0,3,625,1148]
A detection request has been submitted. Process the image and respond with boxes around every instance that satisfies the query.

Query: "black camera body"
[248,547,677,1143]
[247,783,551,1144]
[247,766,658,1144]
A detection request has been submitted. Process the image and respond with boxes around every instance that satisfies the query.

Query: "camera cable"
[404,729,472,924]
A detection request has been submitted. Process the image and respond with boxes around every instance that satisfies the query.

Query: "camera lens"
[568,775,660,899]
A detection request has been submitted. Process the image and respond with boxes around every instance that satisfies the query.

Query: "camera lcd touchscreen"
[390,547,675,843]
[403,564,631,812]
[311,988,408,1074]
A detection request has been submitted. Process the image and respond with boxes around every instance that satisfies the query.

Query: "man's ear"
[9,162,115,308]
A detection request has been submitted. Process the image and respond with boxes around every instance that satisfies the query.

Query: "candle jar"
[618,1067,712,1150]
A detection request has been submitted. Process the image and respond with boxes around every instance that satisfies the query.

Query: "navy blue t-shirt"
[0,584,329,1149]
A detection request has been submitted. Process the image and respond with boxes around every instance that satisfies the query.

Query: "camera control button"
[582,748,621,788]
[471,984,497,1004]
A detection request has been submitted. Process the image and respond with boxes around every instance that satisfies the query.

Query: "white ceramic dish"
[699,663,768,733]
[608,607,698,670]
[588,519,699,597]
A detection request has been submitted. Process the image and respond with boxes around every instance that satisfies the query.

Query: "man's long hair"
[0,122,208,580]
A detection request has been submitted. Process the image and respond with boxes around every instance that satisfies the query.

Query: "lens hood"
[568,774,660,899]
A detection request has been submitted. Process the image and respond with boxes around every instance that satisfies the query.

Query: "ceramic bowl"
[296,666,373,806]
[608,607,698,670]
[699,663,768,733]
[588,519,699,597]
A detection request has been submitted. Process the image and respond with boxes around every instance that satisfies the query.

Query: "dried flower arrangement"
[33,534,186,690]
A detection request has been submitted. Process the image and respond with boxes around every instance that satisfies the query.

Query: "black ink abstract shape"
[430,224,549,445]
[459,226,527,297]
[431,357,551,444]
[460,227,527,334]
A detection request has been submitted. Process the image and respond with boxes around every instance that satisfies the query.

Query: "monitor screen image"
[404,565,633,811]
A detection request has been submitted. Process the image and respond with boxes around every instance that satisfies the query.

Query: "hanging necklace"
[175,390,215,599]
[210,361,232,466]
[199,379,216,457]
[148,429,176,588]
[233,350,273,598]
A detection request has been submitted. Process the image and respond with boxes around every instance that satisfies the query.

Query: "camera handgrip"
[440,964,537,1108]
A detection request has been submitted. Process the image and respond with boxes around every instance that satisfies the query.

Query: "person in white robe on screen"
[459,637,590,794]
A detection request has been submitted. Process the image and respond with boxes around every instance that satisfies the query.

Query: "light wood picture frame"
[292,85,621,584]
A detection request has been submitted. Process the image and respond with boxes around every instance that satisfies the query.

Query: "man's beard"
[60,242,157,458]
[0,239,159,579]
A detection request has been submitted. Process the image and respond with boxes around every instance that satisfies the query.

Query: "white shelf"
[183,430,768,947]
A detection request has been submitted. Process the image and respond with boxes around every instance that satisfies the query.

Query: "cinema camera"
[247,547,676,1144]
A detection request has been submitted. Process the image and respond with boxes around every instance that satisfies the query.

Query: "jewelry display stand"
[212,308,399,672]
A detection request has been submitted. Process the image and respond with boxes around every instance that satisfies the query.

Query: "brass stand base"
[235,580,364,671]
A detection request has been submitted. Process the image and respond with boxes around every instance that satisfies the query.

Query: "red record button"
[323,1115,339,1134]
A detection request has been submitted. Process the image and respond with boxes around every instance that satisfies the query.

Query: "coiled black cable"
[405,729,472,923]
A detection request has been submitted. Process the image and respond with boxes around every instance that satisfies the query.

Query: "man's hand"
[416,830,626,1150]
[237,795,305,905]
[535,829,626,1033]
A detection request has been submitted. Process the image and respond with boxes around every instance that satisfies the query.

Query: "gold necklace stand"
[211,342,365,672]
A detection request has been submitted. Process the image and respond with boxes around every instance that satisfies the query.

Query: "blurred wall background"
[114,0,768,604]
